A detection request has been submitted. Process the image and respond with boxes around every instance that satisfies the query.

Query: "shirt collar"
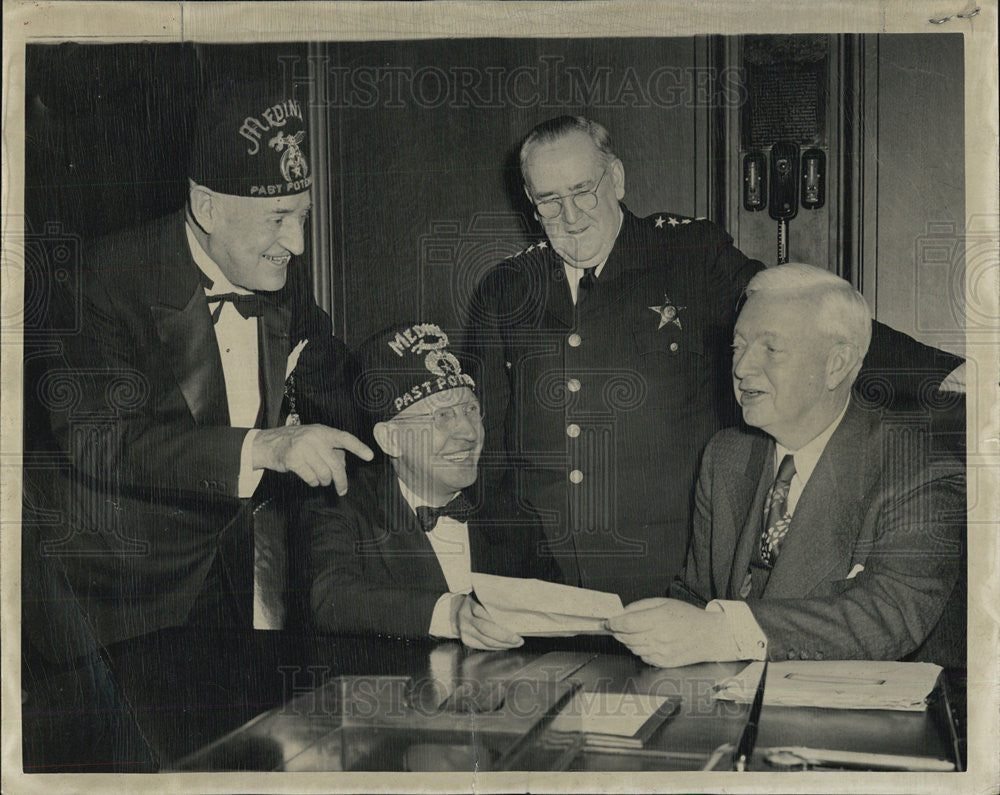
[396,475,459,514]
[775,397,851,484]
[185,222,251,295]
[561,205,624,289]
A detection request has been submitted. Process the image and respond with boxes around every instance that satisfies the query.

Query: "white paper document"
[471,574,624,636]
[714,660,943,711]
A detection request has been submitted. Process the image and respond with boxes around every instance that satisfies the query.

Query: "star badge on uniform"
[649,294,686,330]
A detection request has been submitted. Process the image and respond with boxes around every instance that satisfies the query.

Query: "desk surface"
[104,630,961,774]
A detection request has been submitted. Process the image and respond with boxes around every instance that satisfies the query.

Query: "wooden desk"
[143,632,960,773]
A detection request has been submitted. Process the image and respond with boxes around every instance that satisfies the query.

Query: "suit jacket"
[39,211,358,646]
[671,400,966,667]
[463,205,763,603]
[307,463,562,638]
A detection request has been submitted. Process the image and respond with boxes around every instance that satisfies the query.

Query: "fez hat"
[353,322,477,424]
[188,81,312,198]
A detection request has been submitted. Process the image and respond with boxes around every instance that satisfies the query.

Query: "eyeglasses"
[531,167,609,219]
[390,401,483,433]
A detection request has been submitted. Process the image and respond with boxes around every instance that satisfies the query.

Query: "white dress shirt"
[185,224,263,497]
[707,398,852,660]
[562,209,623,303]
[397,477,473,638]
[564,259,609,304]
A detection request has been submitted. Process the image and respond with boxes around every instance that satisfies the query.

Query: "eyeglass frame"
[386,399,484,433]
[528,165,611,220]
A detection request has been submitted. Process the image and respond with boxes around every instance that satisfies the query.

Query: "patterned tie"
[759,454,797,566]
[415,493,473,533]
[576,267,597,305]
[740,454,796,598]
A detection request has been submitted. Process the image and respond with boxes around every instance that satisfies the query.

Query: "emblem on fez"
[269,130,309,182]
[412,326,462,376]
[649,294,686,330]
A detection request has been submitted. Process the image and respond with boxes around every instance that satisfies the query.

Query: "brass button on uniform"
[568,333,582,347]
[669,342,679,352]
[566,424,581,438]
[567,378,581,393]
[569,469,584,484]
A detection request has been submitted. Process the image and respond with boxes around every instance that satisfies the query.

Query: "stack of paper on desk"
[471,574,624,636]
[714,660,943,711]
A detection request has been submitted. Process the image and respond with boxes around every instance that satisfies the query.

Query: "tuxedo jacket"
[307,463,562,638]
[671,400,966,667]
[463,205,963,607]
[39,211,358,646]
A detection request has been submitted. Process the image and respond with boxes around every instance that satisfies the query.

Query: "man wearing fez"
[464,115,963,607]
[41,83,372,647]
[609,265,965,668]
[308,322,561,649]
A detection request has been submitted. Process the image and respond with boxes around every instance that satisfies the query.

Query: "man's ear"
[825,342,861,390]
[610,158,626,201]
[188,185,218,234]
[372,422,399,458]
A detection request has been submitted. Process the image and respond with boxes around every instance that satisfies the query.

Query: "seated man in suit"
[308,322,561,649]
[609,263,965,668]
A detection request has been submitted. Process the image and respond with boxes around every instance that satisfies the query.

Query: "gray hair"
[519,116,618,175]
[745,263,873,357]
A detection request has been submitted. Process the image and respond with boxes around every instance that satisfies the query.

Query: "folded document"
[471,574,624,636]
[714,660,942,711]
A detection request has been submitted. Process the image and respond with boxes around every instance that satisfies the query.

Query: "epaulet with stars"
[649,213,708,230]
[504,239,550,260]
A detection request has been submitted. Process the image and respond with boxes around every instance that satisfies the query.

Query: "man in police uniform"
[464,116,762,604]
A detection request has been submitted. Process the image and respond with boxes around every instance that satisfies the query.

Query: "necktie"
[740,454,796,599]
[759,454,797,567]
[576,267,597,305]
[207,292,265,323]
[415,493,473,533]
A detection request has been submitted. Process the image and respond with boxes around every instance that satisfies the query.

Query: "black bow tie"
[415,494,473,533]
[206,292,265,322]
